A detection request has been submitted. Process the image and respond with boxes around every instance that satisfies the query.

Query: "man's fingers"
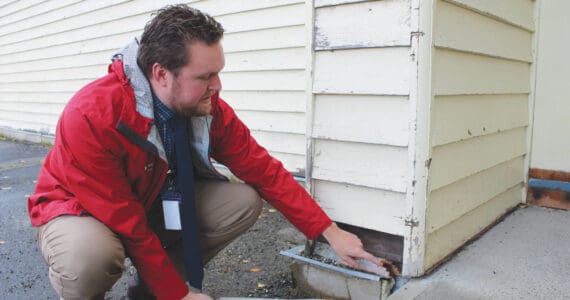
[340,256,359,269]
[356,250,383,266]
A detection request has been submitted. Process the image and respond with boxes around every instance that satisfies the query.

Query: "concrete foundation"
[281,244,395,299]
[291,262,394,299]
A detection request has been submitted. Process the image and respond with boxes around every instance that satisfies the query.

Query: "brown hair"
[137,4,224,78]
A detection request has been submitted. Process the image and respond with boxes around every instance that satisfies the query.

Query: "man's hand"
[322,222,383,269]
[181,291,213,300]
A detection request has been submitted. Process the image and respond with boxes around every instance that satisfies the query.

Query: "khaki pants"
[36,180,262,300]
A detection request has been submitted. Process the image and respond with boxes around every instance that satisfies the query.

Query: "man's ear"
[150,63,170,87]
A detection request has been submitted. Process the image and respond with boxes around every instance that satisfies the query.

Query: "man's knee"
[238,184,263,223]
[49,241,125,299]
[39,216,125,299]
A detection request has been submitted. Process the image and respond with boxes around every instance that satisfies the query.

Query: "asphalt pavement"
[0,138,301,299]
[0,139,60,299]
[0,139,132,299]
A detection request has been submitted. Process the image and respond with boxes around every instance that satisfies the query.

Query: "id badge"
[161,191,182,230]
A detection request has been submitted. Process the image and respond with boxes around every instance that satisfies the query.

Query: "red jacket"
[28,41,331,300]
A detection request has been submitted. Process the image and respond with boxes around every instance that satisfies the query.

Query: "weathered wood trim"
[402,0,433,277]
[314,0,411,50]
[305,0,316,195]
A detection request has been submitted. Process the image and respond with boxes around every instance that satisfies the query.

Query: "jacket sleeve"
[55,106,188,300]
[210,98,332,239]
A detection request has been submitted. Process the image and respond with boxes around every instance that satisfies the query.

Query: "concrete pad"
[390,206,570,300]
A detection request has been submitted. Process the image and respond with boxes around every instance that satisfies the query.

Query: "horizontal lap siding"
[425,183,523,268]
[427,156,524,234]
[216,2,308,173]
[433,49,531,95]
[309,0,411,236]
[313,94,409,146]
[313,139,408,193]
[425,0,533,270]
[313,180,406,236]
[314,0,411,49]
[313,47,411,95]
[0,0,308,174]
[0,0,149,134]
[432,94,528,147]
[435,1,532,62]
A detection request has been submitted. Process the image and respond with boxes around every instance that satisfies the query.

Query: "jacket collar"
[112,38,167,161]
[114,38,155,119]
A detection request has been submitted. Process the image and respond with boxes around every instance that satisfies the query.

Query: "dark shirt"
[152,92,175,169]
[152,93,178,192]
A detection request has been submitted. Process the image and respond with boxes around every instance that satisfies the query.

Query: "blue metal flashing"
[280,245,382,281]
[528,178,570,193]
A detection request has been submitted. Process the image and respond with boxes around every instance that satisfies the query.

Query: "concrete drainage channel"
[279,243,405,299]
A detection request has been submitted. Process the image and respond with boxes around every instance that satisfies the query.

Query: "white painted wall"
[530,0,570,172]
[0,0,307,173]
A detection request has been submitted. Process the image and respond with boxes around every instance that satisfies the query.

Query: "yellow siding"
[0,0,308,173]
[425,0,533,271]
[432,94,529,147]
[427,156,524,234]
[433,48,531,95]
[425,183,523,268]
[435,0,532,62]
[430,127,527,194]
[445,0,534,30]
